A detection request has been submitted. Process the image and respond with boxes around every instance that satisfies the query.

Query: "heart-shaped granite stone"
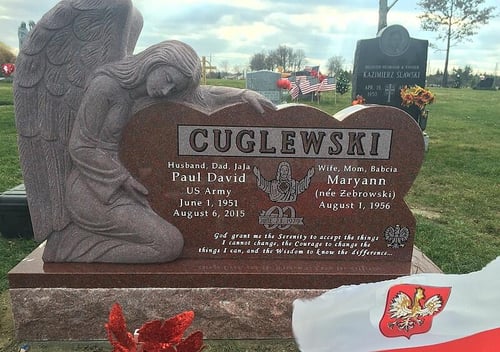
[120,102,424,268]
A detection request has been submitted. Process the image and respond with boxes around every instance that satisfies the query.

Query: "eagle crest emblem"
[379,284,451,339]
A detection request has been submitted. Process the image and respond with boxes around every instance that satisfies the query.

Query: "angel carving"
[14,0,274,263]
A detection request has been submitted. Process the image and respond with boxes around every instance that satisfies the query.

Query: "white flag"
[293,257,500,352]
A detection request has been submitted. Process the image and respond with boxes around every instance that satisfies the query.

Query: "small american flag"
[318,77,336,92]
[299,77,320,94]
[289,81,300,99]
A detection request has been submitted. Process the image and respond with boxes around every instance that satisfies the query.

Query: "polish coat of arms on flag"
[379,284,451,339]
[293,258,500,352]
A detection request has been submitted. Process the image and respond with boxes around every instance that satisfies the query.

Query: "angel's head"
[94,40,201,98]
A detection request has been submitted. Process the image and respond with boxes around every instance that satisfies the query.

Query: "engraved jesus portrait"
[253,162,314,203]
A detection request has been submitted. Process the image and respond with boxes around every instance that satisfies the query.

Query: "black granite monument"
[352,25,428,122]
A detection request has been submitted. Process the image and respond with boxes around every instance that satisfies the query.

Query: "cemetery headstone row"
[246,70,284,104]
[247,70,336,104]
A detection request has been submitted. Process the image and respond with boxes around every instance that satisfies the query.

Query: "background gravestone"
[474,77,495,90]
[352,24,428,122]
[246,70,283,104]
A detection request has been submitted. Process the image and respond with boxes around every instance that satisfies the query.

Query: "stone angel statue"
[14,0,274,263]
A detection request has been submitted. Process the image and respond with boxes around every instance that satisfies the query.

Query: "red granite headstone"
[118,102,424,288]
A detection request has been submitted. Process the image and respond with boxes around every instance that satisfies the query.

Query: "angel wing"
[388,291,413,318]
[14,0,143,241]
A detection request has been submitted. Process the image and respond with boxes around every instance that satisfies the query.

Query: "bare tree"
[293,49,306,72]
[233,65,242,76]
[326,55,345,76]
[249,52,267,71]
[272,45,294,72]
[219,60,230,77]
[250,46,307,72]
[0,42,16,64]
[378,0,399,33]
[418,0,496,87]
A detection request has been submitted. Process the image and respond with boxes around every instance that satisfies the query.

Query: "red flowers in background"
[1,63,15,77]
[276,78,291,90]
[310,70,328,82]
[352,95,366,105]
[105,303,204,352]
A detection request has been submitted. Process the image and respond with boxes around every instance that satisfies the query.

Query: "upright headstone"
[9,102,429,341]
[474,77,495,90]
[352,25,428,121]
[246,70,283,104]
[119,102,425,284]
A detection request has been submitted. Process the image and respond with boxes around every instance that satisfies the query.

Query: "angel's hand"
[241,90,277,114]
[123,176,149,206]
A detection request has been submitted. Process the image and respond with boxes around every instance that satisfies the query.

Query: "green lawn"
[404,88,499,273]
[1,81,499,281]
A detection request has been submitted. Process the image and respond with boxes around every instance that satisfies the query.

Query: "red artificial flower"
[176,331,204,352]
[105,303,204,352]
[1,63,15,77]
[105,303,138,352]
[138,310,203,351]
[352,95,366,105]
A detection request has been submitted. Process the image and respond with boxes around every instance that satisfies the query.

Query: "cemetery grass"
[0,80,499,351]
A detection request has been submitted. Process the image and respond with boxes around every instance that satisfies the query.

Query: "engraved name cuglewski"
[120,102,425,264]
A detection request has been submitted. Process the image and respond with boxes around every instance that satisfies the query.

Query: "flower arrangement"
[105,303,204,352]
[352,94,366,105]
[400,85,435,110]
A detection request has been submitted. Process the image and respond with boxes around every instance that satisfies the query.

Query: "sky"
[0,0,499,75]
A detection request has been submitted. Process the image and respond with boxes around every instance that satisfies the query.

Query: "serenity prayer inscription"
[120,103,424,269]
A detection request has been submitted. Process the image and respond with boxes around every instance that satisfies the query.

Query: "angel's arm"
[68,78,135,204]
[189,86,277,114]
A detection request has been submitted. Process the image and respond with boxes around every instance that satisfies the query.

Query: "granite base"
[8,244,440,341]
[9,287,324,341]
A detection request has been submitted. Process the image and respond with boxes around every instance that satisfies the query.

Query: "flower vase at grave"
[400,85,435,132]
[418,109,428,131]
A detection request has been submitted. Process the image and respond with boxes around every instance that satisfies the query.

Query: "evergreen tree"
[336,70,350,95]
